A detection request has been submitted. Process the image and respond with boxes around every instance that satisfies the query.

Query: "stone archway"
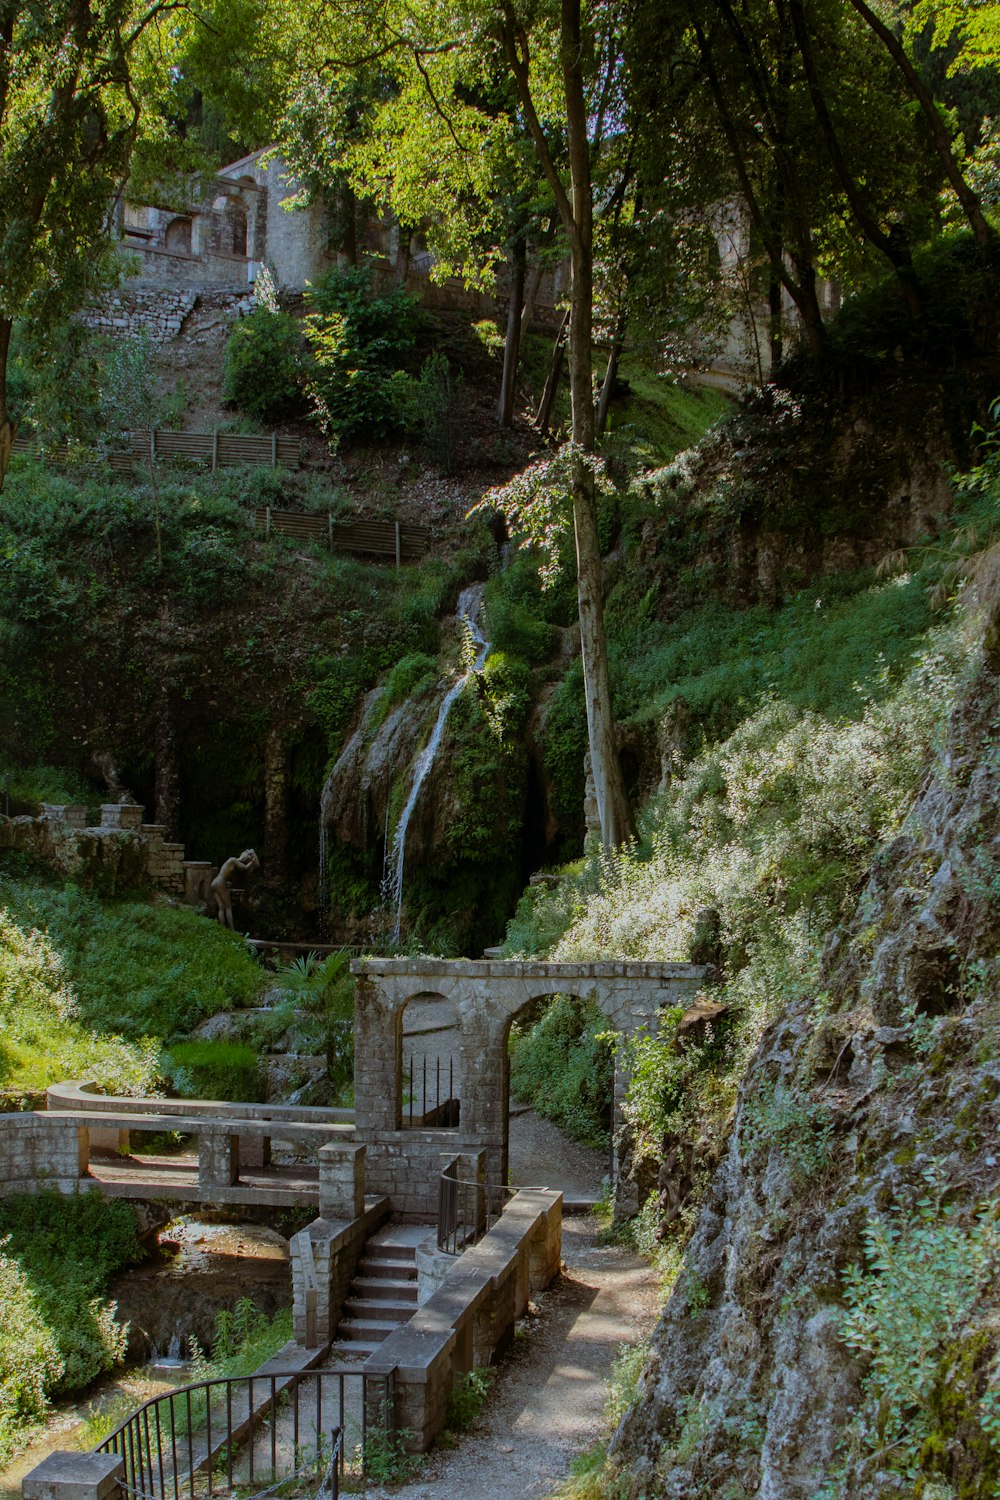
[351,958,707,1214]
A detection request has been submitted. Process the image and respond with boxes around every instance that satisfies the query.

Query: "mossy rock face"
[916,1332,1000,1499]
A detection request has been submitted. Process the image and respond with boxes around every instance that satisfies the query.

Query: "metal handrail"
[96,1368,392,1500]
[438,1166,547,1254]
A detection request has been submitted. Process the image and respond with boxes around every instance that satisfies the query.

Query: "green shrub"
[444,1367,494,1432]
[199,1298,293,1377]
[0,1193,143,1437]
[164,1039,266,1102]
[272,951,354,1093]
[0,1246,63,1463]
[825,1169,1000,1497]
[0,895,161,1095]
[222,308,306,422]
[509,993,613,1147]
[304,265,419,440]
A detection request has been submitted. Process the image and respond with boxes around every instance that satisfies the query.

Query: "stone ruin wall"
[79,286,258,346]
[0,800,215,907]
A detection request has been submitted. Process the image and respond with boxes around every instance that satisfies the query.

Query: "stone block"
[318,1142,366,1219]
[22,1452,123,1500]
[198,1130,240,1191]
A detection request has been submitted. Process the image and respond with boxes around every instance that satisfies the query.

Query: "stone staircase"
[330,1228,421,1360]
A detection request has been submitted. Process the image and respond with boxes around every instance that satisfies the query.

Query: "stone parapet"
[363,1188,562,1452]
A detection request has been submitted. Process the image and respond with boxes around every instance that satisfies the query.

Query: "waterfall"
[381,584,491,943]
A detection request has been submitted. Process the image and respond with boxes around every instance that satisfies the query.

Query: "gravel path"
[367,1214,659,1500]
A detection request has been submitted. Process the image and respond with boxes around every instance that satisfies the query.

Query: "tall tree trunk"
[497,235,527,427]
[534,308,569,433]
[0,317,14,493]
[561,0,635,848]
[501,0,635,846]
[845,0,993,249]
[789,0,923,319]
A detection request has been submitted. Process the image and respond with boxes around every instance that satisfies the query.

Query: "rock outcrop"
[611,652,1000,1497]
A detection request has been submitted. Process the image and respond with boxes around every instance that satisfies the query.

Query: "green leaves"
[303,265,420,441]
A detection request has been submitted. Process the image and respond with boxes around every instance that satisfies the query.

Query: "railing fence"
[96,1369,394,1500]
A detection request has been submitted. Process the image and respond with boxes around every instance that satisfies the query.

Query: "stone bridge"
[352,958,709,1206]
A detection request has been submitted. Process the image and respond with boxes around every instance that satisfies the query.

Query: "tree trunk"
[497,235,527,427]
[534,308,568,433]
[500,0,635,846]
[561,0,635,847]
[0,317,15,493]
[788,0,924,320]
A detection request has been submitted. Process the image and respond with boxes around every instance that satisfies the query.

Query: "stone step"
[357,1256,417,1281]
[329,1340,381,1359]
[365,1241,417,1261]
[343,1297,414,1321]
[351,1276,418,1302]
[337,1318,398,1342]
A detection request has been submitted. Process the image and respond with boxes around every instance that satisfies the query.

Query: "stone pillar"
[319,1142,365,1219]
[100,803,144,831]
[198,1130,240,1193]
[22,1452,124,1500]
[154,700,181,838]
[263,726,289,886]
[353,974,401,1134]
[457,1012,508,1187]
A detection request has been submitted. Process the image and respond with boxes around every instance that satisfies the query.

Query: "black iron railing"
[404,1054,459,1128]
[96,1368,394,1500]
[437,1163,519,1253]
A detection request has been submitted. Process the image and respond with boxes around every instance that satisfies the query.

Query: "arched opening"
[164,216,192,254]
[399,990,460,1129]
[503,989,613,1195]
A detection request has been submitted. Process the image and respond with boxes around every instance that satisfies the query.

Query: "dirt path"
[368,1214,659,1500]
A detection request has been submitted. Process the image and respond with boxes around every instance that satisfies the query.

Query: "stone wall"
[363,1187,563,1451]
[0,802,213,905]
[80,286,256,345]
[81,287,199,344]
[288,1197,390,1346]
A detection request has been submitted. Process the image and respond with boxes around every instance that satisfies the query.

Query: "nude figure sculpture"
[211,849,259,929]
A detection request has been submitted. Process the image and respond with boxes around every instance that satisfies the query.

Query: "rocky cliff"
[611,625,1000,1498]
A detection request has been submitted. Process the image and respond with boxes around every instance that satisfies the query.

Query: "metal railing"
[437,1163,518,1254]
[404,1054,459,1128]
[96,1368,394,1500]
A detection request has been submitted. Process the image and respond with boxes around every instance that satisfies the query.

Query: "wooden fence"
[254,508,429,564]
[12,428,301,472]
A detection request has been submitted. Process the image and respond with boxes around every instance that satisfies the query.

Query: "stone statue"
[211,848,259,929]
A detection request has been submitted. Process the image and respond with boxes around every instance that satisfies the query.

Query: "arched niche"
[164,216,192,254]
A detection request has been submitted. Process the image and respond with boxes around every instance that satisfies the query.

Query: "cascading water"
[381,583,491,943]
